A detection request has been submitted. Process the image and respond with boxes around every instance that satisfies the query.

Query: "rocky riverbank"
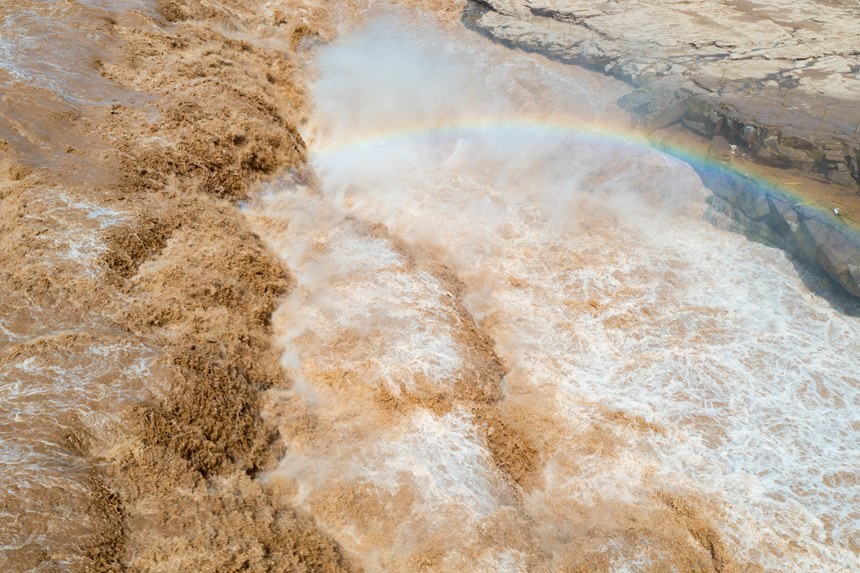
[464,0,860,298]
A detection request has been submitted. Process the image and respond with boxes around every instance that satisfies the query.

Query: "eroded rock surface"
[465,0,860,297]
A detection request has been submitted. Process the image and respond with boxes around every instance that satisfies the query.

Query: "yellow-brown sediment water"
[246,10,860,573]
[1,2,858,572]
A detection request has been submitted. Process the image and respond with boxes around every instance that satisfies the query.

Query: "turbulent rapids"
[1,2,859,573]
[246,13,860,572]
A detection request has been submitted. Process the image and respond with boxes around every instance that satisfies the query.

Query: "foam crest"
[266,407,525,572]
[16,192,129,275]
[0,334,159,570]
[366,409,509,518]
[249,185,464,397]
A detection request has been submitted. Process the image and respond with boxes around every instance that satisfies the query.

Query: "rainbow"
[309,114,858,232]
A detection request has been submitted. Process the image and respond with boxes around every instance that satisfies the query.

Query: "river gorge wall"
[464,0,860,298]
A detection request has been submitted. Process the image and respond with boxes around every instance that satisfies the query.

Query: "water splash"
[248,10,860,573]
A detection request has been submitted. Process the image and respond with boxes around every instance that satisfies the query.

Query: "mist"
[244,11,860,573]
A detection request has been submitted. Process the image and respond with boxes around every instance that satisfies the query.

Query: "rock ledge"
[464,0,860,297]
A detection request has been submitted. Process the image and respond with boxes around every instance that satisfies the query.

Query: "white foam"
[366,409,507,518]
[465,549,529,573]
[16,191,129,275]
[253,10,860,572]
[605,540,654,573]
[267,408,519,572]
[0,7,143,106]
[249,186,464,397]
[0,328,158,571]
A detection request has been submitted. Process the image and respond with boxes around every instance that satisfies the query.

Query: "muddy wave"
[1,1,352,571]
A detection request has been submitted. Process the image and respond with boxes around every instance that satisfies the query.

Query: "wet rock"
[700,167,771,221]
[707,136,735,162]
[618,81,688,131]
[464,0,860,298]
[799,214,860,296]
[766,194,802,239]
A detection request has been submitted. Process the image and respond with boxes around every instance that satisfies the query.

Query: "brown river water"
[1,2,858,572]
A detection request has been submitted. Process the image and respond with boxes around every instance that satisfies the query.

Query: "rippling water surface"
[0,2,156,570]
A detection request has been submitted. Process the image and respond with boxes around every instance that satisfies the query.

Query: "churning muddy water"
[0,2,158,569]
[245,11,860,573]
[1,1,859,572]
